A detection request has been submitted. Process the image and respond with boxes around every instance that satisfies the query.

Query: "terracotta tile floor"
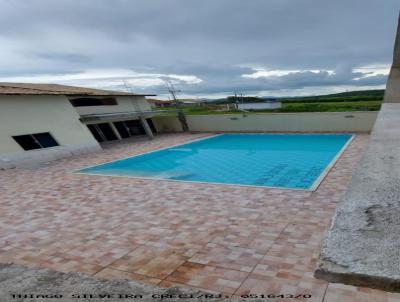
[0,133,399,301]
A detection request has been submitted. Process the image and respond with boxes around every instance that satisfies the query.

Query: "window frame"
[12,132,60,151]
[69,97,118,107]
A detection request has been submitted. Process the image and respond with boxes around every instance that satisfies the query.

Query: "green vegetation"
[173,101,381,115]
[280,89,384,103]
[209,89,384,105]
[153,89,383,115]
[274,100,381,112]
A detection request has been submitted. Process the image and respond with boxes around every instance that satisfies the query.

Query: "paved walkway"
[0,133,398,301]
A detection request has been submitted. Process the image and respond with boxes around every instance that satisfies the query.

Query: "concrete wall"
[73,96,151,116]
[153,116,184,132]
[384,14,400,103]
[153,111,378,133]
[0,95,100,169]
[314,15,400,292]
[315,103,400,291]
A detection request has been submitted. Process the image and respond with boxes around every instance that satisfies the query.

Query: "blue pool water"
[78,134,352,190]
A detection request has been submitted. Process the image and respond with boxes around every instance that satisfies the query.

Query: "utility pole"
[234,91,239,109]
[166,81,189,132]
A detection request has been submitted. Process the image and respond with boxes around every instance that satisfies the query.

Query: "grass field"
[273,100,381,112]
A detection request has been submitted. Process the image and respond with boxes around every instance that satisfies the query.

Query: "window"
[69,97,118,107]
[13,133,59,151]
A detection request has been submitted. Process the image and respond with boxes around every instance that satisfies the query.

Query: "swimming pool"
[77,134,353,190]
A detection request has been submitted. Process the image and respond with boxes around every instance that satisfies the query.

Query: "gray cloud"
[0,0,398,97]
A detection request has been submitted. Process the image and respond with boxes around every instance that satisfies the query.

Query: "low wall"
[315,18,400,291]
[315,103,400,292]
[153,111,378,133]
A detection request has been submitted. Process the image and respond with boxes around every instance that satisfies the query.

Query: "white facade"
[0,93,153,169]
[237,102,281,110]
[73,95,151,116]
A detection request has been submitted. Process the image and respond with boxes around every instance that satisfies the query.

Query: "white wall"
[73,95,151,116]
[0,95,100,169]
[153,111,378,133]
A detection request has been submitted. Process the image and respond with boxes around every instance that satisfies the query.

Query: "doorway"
[87,123,118,142]
[113,119,157,139]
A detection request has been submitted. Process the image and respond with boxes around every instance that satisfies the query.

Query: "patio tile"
[94,267,162,285]
[39,256,103,275]
[323,283,400,302]
[2,231,93,258]
[109,244,187,279]
[275,222,327,246]
[0,133,384,301]
[0,247,103,275]
[164,262,249,295]
[145,240,203,259]
[92,227,167,245]
[60,239,139,266]
[188,242,264,272]
[242,223,325,279]
[235,272,328,302]
[159,280,225,296]
[209,220,287,253]
[0,247,50,265]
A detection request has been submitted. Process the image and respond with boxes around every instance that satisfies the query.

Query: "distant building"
[0,83,156,169]
[237,100,282,110]
[180,99,207,107]
[147,99,174,108]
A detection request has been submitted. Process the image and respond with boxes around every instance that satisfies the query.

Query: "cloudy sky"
[0,0,398,99]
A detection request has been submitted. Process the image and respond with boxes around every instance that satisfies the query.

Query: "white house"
[0,83,156,169]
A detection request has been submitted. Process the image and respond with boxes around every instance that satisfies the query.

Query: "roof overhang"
[0,93,157,97]
[79,109,177,124]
